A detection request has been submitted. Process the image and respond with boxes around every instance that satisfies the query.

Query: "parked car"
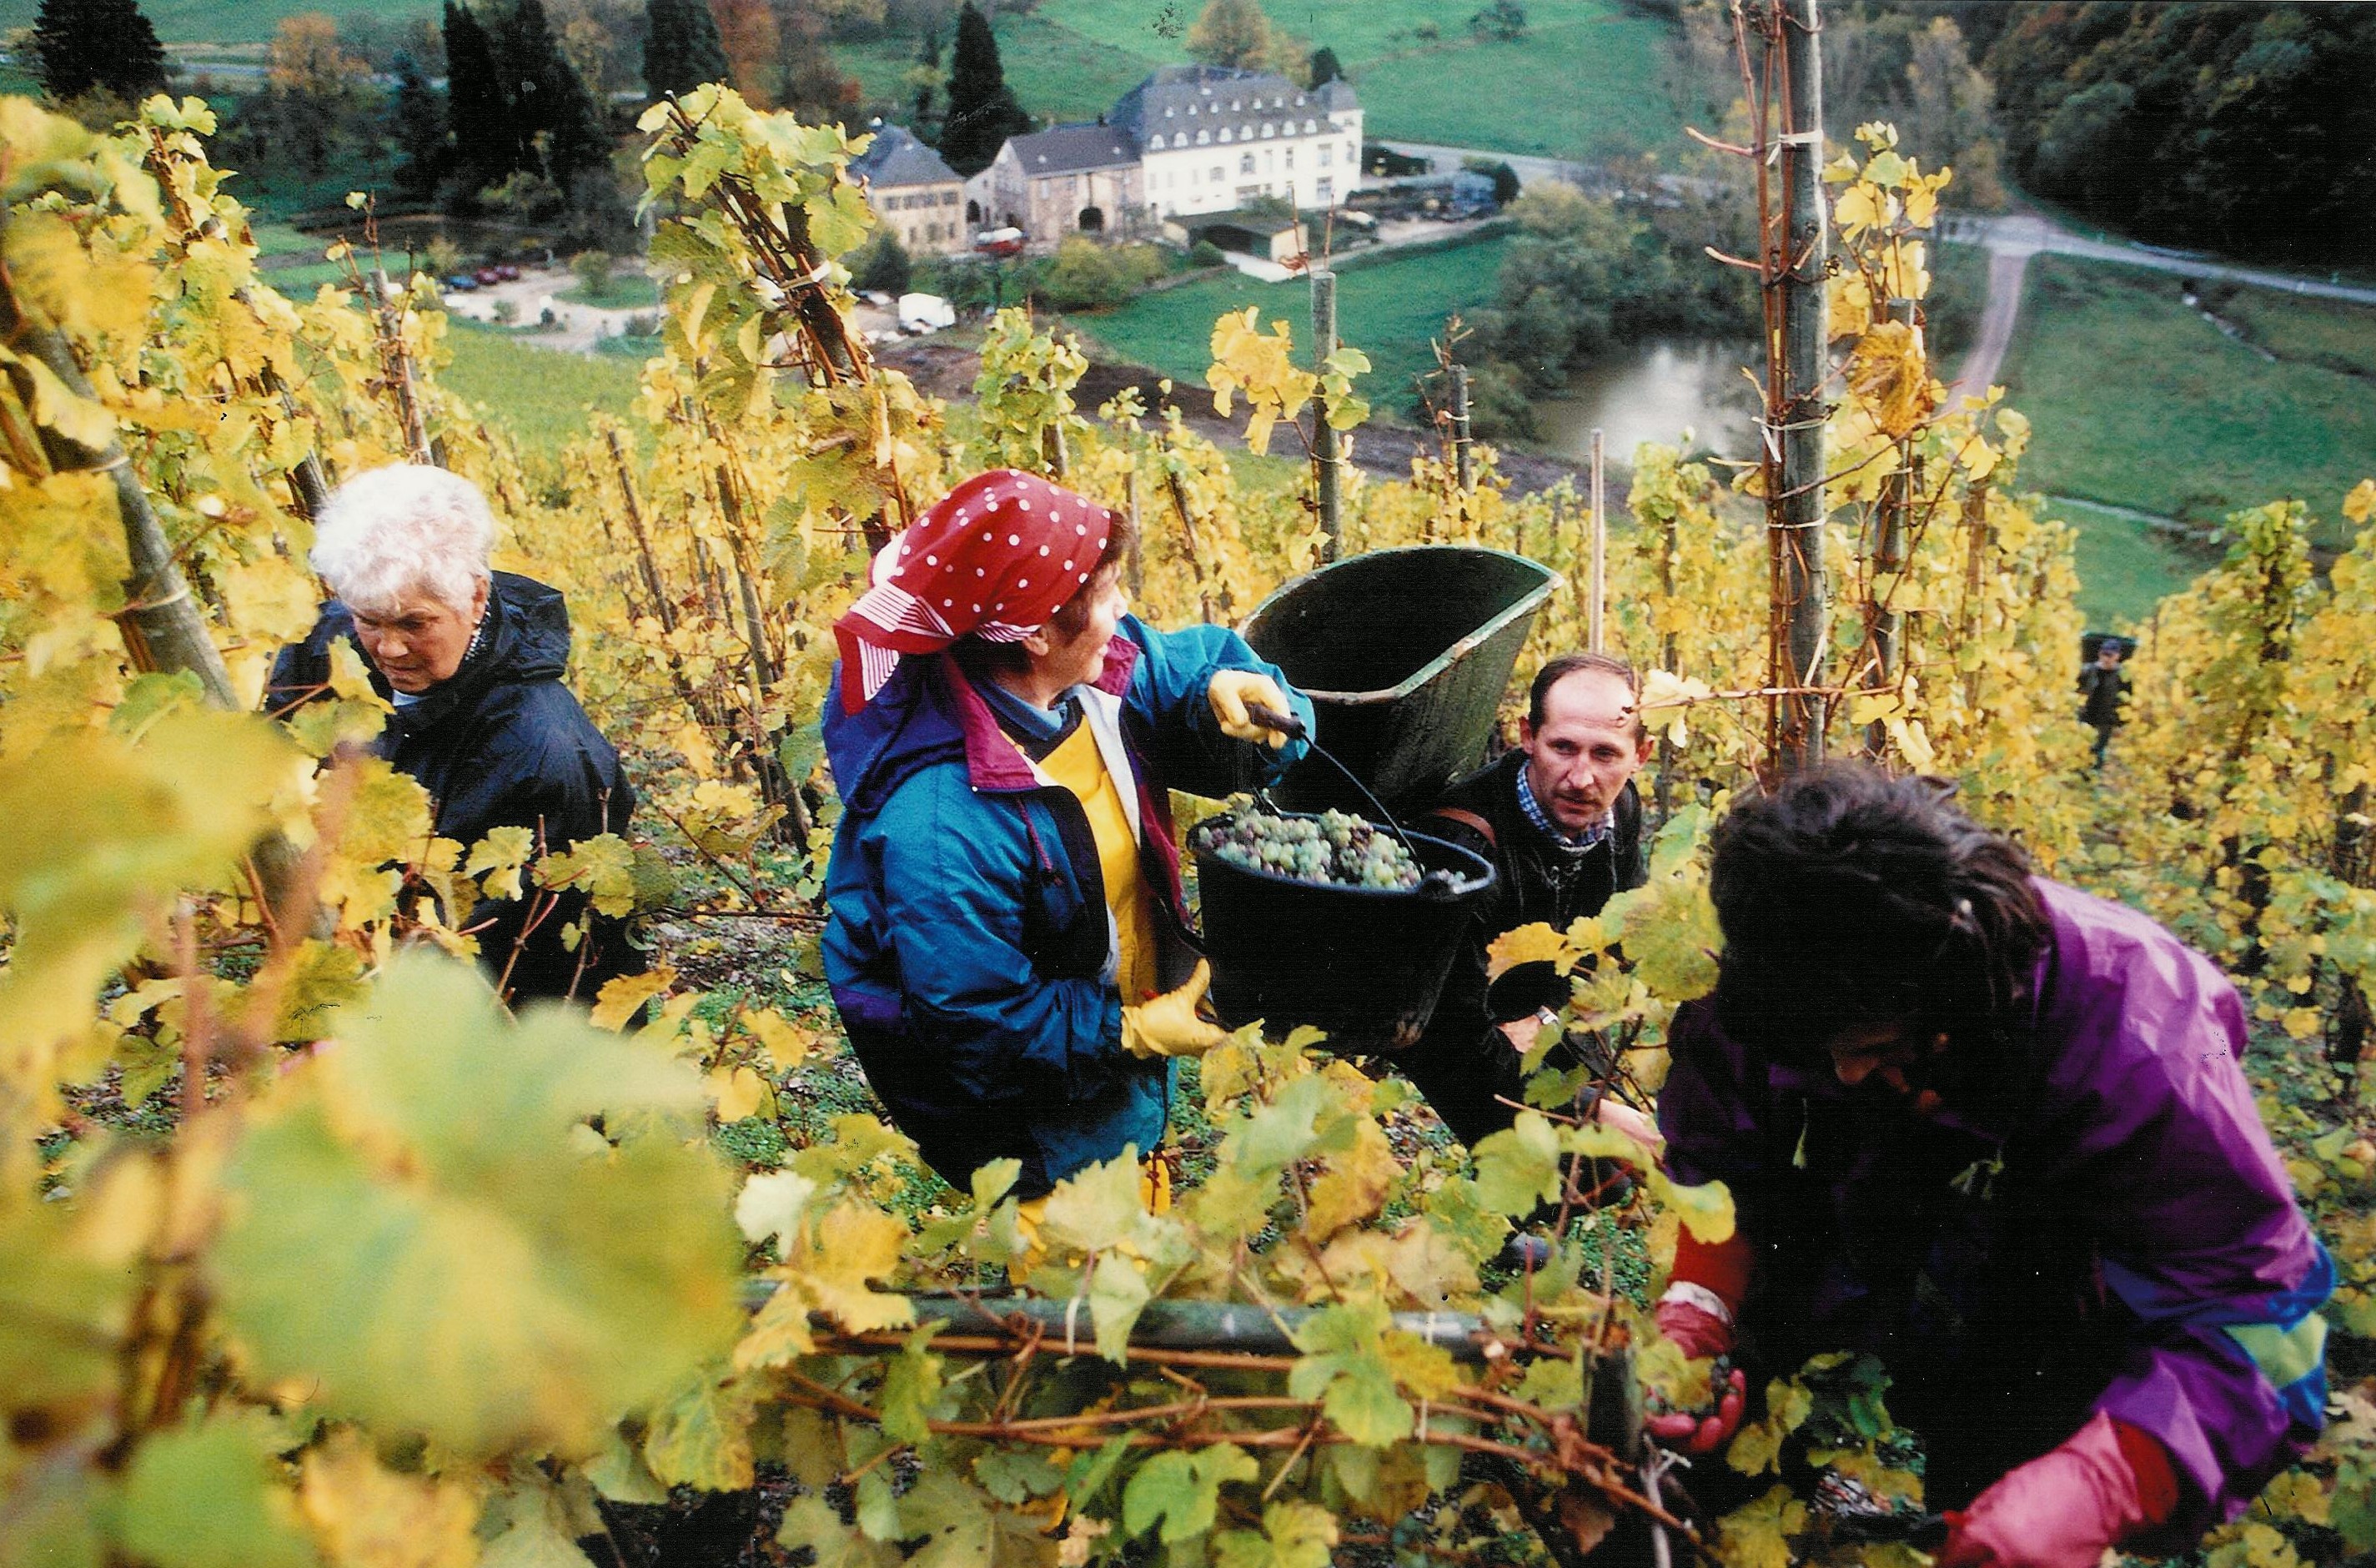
[444,274,480,293]
[493,263,521,282]
[972,227,1026,259]
[473,267,502,286]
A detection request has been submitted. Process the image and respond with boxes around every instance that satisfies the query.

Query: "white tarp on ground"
[897,292,957,330]
[1220,252,1298,283]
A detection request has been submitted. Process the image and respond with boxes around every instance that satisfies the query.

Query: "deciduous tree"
[1185,0,1272,70]
[265,13,370,177]
[711,0,780,106]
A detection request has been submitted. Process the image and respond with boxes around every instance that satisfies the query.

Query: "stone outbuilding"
[963,123,1145,247]
[850,123,967,256]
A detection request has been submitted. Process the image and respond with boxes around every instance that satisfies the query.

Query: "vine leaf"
[1213,1500,1339,1568]
[1122,1443,1258,1544]
[117,1415,316,1568]
[212,952,743,1460]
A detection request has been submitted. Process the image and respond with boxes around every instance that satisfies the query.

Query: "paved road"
[1937,213,2376,308]
[1939,211,2376,403]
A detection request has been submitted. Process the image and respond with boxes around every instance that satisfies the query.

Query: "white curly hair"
[309,464,497,616]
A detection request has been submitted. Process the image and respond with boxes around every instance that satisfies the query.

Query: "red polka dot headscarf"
[834,469,1117,712]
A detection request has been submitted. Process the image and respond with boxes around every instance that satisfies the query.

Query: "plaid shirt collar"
[1516,763,1610,853]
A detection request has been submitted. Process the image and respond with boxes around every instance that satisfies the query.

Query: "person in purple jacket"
[1651,766,2331,1568]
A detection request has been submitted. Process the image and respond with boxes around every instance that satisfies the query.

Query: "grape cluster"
[1198,808,1424,890]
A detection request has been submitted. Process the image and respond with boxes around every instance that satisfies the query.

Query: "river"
[1530,338,1762,467]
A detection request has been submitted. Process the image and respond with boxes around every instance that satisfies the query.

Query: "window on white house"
[1211,165,1223,183]
[1283,148,1293,168]
[1262,123,1273,137]
[1317,177,1334,203]
[1219,127,1232,142]
[1239,153,1255,174]
[1197,129,1209,144]
[1149,133,1163,149]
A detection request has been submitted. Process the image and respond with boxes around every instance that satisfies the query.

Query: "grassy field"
[1068,234,1513,414]
[2043,497,2206,631]
[440,326,641,456]
[2000,257,2376,545]
[863,4,1694,162]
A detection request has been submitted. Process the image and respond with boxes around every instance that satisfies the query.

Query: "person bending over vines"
[269,465,643,1005]
[1652,764,2331,1568]
[819,470,1313,1207]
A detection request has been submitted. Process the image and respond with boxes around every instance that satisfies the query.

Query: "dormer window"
[1149,133,1164,149]
[1231,98,1242,111]
[1218,126,1232,142]
[1261,123,1273,138]
[1197,128,1210,144]
[1304,118,1317,133]
[1165,106,1175,117]
[1188,103,1198,115]
[1295,95,1306,106]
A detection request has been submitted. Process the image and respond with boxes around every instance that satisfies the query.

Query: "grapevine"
[0,65,2364,1568]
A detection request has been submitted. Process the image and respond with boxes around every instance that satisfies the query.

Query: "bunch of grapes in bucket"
[1200,809,1424,890]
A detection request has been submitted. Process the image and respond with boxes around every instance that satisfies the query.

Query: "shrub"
[1188,239,1228,268]
[850,231,912,296]
[570,250,615,300]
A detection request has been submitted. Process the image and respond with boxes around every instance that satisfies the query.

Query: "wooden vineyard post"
[1589,426,1608,653]
[1162,460,1216,625]
[1311,267,1343,561]
[1450,362,1475,495]
[1773,0,1830,776]
[1124,465,1145,598]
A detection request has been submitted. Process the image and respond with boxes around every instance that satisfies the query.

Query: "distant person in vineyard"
[269,464,642,1005]
[1653,766,2331,1567]
[1396,652,1658,1151]
[2077,641,2127,768]
[819,469,1312,1202]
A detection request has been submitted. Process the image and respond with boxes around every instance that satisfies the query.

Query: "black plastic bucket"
[1188,814,1496,1050]
[1242,545,1561,812]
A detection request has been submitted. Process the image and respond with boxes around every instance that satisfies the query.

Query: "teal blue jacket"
[821,617,1309,1196]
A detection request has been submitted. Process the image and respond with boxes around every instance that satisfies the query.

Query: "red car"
[473,267,502,286]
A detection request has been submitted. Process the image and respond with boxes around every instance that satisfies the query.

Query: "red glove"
[1653,1296,1734,1360]
[1938,1413,2180,1568]
[1645,1361,1746,1453]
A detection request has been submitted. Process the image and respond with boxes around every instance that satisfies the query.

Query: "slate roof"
[999,123,1139,177]
[850,123,960,188]
[1110,63,1355,150]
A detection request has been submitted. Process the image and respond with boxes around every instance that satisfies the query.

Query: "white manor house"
[962,64,1364,244]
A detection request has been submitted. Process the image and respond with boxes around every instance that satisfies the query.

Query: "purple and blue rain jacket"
[1660,880,2331,1527]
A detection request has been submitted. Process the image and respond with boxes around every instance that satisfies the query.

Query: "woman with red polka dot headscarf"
[820,470,1314,1201]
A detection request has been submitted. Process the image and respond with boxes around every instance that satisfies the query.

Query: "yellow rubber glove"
[1121,960,1230,1059]
[1207,670,1295,748]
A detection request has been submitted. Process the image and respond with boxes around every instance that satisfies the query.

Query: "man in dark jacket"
[1396,651,1654,1148]
[269,465,641,1004]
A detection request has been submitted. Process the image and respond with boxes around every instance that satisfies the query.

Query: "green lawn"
[560,274,663,309]
[806,0,1684,163]
[2042,497,2206,631]
[0,0,427,42]
[1068,234,1513,414]
[2000,257,2376,544]
[439,326,642,457]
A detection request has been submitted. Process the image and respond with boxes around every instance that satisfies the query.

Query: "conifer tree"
[389,51,446,199]
[939,1,1031,176]
[500,0,613,190]
[1309,46,1344,86]
[442,0,519,193]
[32,0,167,105]
[643,0,730,99]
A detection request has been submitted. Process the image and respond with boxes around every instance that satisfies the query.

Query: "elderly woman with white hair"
[268,464,641,1004]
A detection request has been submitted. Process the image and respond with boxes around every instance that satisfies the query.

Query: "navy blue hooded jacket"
[821,616,1309,1198]
[269,572,641,1004]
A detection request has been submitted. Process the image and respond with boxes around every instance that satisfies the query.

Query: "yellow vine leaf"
[297,1428,480,1568]
[1715,1486,1807,1568]
[1484,922,1574,983]
[212,952,741,1460]
[708,1063,773,1122]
